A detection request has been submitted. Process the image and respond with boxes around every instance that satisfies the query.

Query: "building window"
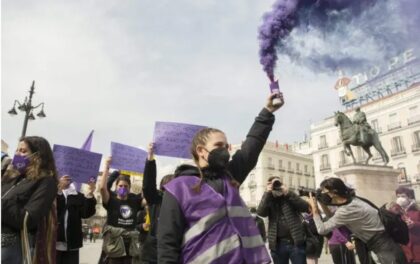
[304,165,308,173]
[388,113,401,131]
[296,163,302,174]
[267,157,274,169]
[339,151,347,167]
[391,136,406,156]
[287,161,294,173]
[320,154,331,171]
[371,119,381,133]
[412,130,420,152]
[409,106,420,125]
[278,160,284,170]
[319,135,328,149]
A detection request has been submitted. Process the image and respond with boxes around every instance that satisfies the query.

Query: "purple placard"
[153,121,206,159]
[53,144,102,184]
[110,142,147,173]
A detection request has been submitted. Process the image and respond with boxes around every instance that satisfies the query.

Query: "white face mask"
[396,197,410,208]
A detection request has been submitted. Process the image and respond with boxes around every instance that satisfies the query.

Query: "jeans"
[271,240,307,264]
[2,241,22,264]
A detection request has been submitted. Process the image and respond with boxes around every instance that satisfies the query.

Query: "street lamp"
[7,81,47,137]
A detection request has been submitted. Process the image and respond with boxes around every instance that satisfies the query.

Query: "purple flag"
[110,142,147,173]
[153,121,206,159]
[81,130,94,151]
[53,144,102,184]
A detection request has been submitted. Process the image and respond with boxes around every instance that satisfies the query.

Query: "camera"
[272,180,282,191]
[298,187,316,197]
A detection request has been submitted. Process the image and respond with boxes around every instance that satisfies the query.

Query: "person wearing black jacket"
[157,94,283,263]
[257,176,310,264]
[1,136,58,264]
[56,175,97,264]
[142,143,174,264]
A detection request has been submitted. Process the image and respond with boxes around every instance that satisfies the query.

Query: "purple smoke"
[258,0,419,77]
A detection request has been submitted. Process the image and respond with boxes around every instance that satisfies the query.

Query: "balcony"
[412,143,420,153]
[408,115,420,126]
[287,168,295,173]
[296,169,303,175]
[304,172,311,176]
[391,147,406,157]
[320,163,331,171]
[318,143,329,150]
[267,165,275,170]
[388,122,402,131]
[278,167,285,172]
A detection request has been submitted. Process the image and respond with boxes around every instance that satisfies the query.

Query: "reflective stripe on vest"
[183,206,263,246]
[189,234,240,264]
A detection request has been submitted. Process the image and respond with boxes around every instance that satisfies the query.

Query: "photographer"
[308,177,407,264]
[257,176,310,264]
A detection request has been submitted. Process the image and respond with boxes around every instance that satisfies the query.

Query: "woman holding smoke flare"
[158,93,283,264]
[100,157,144,264]
[2,136,58,264]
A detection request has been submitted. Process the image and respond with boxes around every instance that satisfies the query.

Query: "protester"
[142,142,174,264]
[1,136,58,264]
[308,177,408,264]
[1,151,12,175]
[328,226,356,264]
[395,186,420,264]
[257,176,310,264]
[56,175,97,264]
[158,94,283,263]
[250,207,267,242]
[100,157,143,264]
[303,212,324,264]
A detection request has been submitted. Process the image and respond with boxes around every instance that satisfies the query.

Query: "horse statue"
[334,111,389,165]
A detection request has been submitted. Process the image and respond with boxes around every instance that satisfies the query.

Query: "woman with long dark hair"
[309,177,407,264]
[2,136,58,264]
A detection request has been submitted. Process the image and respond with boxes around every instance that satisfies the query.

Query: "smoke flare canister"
[269,80,282,106]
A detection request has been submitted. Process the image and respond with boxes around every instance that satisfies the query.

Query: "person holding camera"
[257,176,310,264]
[308,177,407,264]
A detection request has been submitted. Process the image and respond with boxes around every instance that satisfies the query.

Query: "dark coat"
[157,108,275,264]
[401,204,420,263]
[56,192,96,250]
[257,191,309,250]
[1,175,57,233]
[141,159,162,262]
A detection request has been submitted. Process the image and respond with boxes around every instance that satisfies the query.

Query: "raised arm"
[143,143,161,205]
[228,93,283,184]
[100,156,112,205]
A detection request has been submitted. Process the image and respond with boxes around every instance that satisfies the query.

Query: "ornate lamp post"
[7,81,47,137]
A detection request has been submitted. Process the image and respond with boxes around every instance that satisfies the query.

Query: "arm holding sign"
[143,143,161,205]
[227,93,283,184]
[100,157,112,205]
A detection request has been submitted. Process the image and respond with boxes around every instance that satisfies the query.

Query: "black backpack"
[358,196,409,245]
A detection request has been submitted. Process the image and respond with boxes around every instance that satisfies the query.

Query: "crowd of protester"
[2,93,419,264]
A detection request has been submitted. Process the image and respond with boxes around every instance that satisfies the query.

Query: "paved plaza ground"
[80,239,372,264]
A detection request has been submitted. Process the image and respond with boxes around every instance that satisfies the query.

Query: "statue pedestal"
[334,164,400,207]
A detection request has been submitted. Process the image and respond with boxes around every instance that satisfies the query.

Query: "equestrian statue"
[334,107,389,165]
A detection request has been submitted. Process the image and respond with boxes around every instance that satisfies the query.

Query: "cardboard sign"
[110,142,147,173]
[53,144,102,183]
[153,121,206,159]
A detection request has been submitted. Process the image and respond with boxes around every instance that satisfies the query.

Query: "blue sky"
[2,0,342,175]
